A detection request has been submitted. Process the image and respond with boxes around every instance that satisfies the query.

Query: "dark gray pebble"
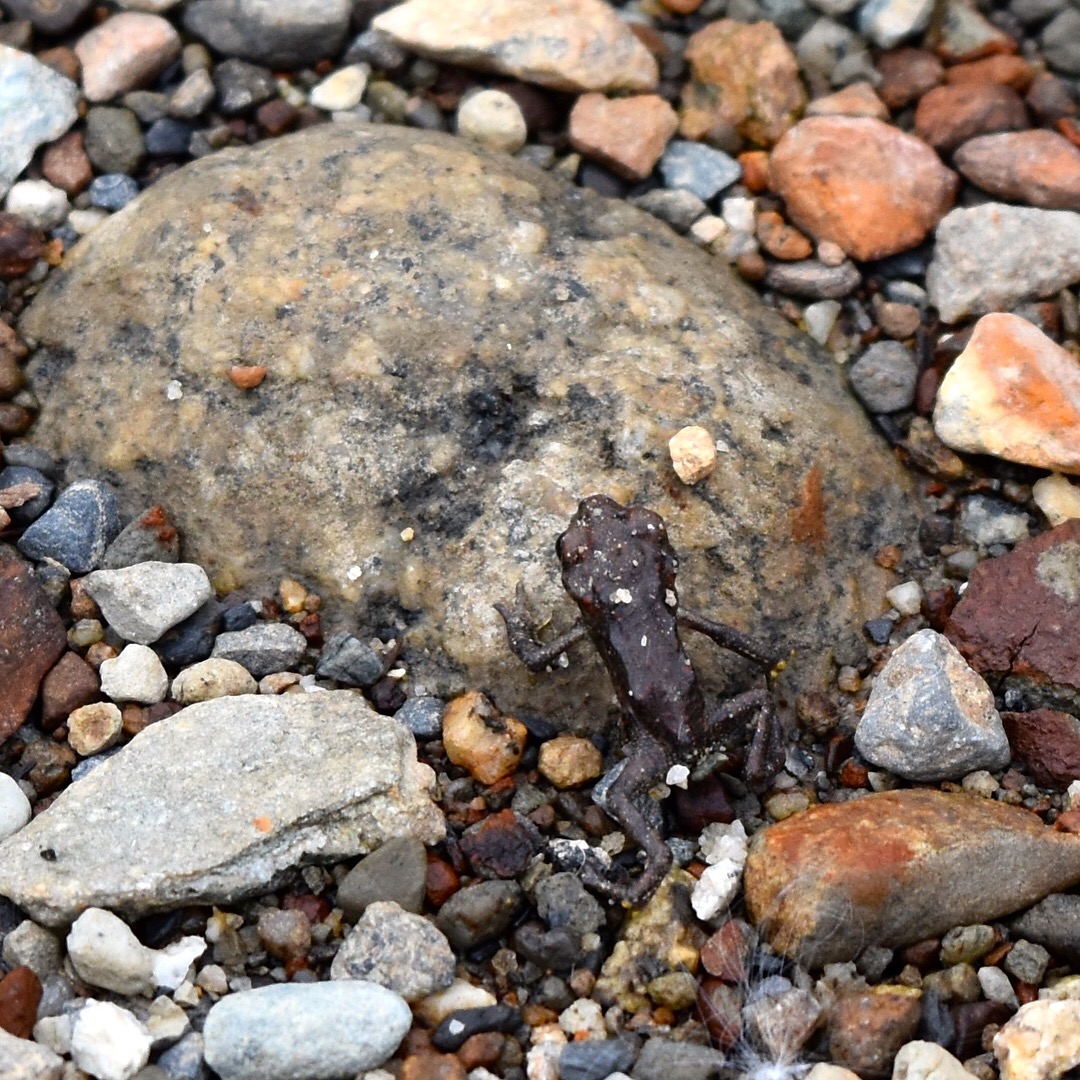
[2,0,93,33]
[221,602,258,632]
[560,1037,637,1080]
[535,872,605,935]
[1011,894,1080,964]
[764,259,861,299]
[393,695,442,739]
[864,617,894,645]
[630,188,708,234]
[145,118,195,156]
[84,106,146,176]
[88,174,140,211]
[101,510,180,569]
[153,598,224,667]
[211,58,277,115]
[17,478,120,573]
[155,1031,207,1080]
[0,443,57,477]
[0,464,54,527]
[336,836,427,920]
[511,923,582,972]
[432,1004,521,1052]
[343,29,408,71]
[210,621,307,678]
[316,631,384,687]
[434,880,524,952]
[630,1038,726,1080]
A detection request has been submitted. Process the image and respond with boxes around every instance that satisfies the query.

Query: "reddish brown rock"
[41,131,93,197]
[933,313,1080,473]
[0,965,42,1039]
[756,210,813,260]
[459,808,540,878]
[568,93,678,181]
[805,82,889,120]
[829,986,922,1074]
[953,130,1080,211]
[914,82,1028,155]
[944,54,1035,91]
[18,738,77,797]
[0,546,67,740]
[1002,709,1080,789]
[700,919,750,982]
[876,48,944,110]
[946,519,1080,697]
[768,117,957,260]
[744,789,1080,968]
[39,650,100,731]
[0,213,44,279]
[680,20,806,148]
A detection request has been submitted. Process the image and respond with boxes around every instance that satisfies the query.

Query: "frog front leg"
[495,583,588,672]
[679,610,779,670]
[706,689,785,792]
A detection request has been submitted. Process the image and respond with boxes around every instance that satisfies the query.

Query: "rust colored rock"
[805,82,889,120]
[700,919,749,982]
[0,213,44,279]
[425,853,460,907]
[953,130,1080,212]
[568,93,678,182]
[41,131,93,197]
[756,210,813,260]
[39,650,100,731]
[769,117,957,261]
[744,789,1080,968]
[227,364,267,390]
[401,1053,467,1080]
[829,986,922,1074]
[459,808,540,879]
[933,313,1080,474]
[0,965,42,1039]
[876,48,944,110]
[1002,709,1080,790]
[0,546,67,741]
[944,55,1035,91]
[914,82,1028,155]
[680,20,806,148]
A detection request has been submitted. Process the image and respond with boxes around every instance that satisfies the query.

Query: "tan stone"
[769,117,957,261]
[954,130,1080,211]
[372,0,657,94]
[680,20,806,148]
[933,313,1080,474]
[442,691,526,786]
[75,12,181,103]
[568,94,678,182]
[67,702,123,756]
[537,735,603,788]
[1033,473,1080,526]
[805,82,889,120]
[995,1000,1080,1080]
[668,425,717,484]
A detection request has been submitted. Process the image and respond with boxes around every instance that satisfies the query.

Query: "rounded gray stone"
[203,981,410,1080]
[848,341,918,414]
[211,621,307,678]
[336,835,428,919]
[20,124,915,722]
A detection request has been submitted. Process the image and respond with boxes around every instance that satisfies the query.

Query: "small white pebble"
[70,1000,152,1080]
[804,300,842,345]
[0,773,32,842]
[666,764,690,789]
[165,380,183,400]
[885,580,923,615]
[978,965,1019,1008]
[721,196,756,233]
[69,208,110,235]
[1069,779,1080,810]
[309,63,370,111]
[456,89,527,154]
[689,214,728,249]
[400,526,415,542]
[817,240,847,266]
[4,178,70,229]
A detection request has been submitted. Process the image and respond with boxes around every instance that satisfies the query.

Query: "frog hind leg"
[706,689,785,793]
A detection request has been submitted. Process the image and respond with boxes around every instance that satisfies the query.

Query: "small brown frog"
[496,493,785,905]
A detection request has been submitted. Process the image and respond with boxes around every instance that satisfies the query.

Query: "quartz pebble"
[70,1000,152,1080]
[67,908,158,996]
[0,773,31,842]
[99,643,168,704]
[669,425,718,485]
[4,179,69,230]
[958,494,1030,547]
[456,90,527,155]
[994,1000,1080,1080]
[75,12,182,103]
[891,1040,973,1080]
[309,63,369,112]
[442,691,526,786]
[170,657,257,702]
[1033,474,1080,526]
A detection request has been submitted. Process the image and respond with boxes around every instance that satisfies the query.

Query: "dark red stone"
[673,772,736,831]
[282,892,331,924]
[0,546,67,740]
[426,853,460,907]
[951,1000,1011,1059]
[914,82,1028,155]
[700,919,749,982]
[1002,709,1080,789]
[459,808,540,879]
[697,977,743,1048]
[0,965,42,1039]
[0,214,44,279]
[39,651,100,731]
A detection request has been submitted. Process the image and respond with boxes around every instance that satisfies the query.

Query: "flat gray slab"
[0,692,444,926]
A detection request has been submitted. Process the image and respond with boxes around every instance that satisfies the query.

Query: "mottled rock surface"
[21,124,914,721]
[0,693,444,926]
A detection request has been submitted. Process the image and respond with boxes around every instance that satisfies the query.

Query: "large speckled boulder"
[21,123,914,722]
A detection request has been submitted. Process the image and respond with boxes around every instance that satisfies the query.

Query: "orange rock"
[953,130,1080,212]
[568,93,678,182]
[658,0,704,11]
[680,20,806,148]
[914,82,1028,154]
[0,966,42,1039]
[744,788,1080,967]
[227,364,267,389]
[755,210,812,260]
[876,48,944,110]
[768,117,957,261]
[933,313,1080,473]
[738,150,770,192]
[944,54,1035,91]
[442,690,527,786]
[805,82,889,120]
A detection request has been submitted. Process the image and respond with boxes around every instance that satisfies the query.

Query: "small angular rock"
[75,12,182,103]
[569,94,678,182]
[995,1000,1080,1080]
[211,622,307,679]
[84,562,213,645]
[17,479,121,573]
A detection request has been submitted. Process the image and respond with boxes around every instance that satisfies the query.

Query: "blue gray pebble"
[659,140,741,201]
[394,695,443,739]
[17,478,120,572]
[145,118,195,157]
[88,173,140,211]
[561,1037,637,1080]
[211,621,308,678]
[316,631,384,687]
[0,464,54,527]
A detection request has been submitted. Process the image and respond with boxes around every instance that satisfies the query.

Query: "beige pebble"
[538,735,603,788]
[995,1000,1080,1080]
[442,690,526,785]
[278,578,308,614]
[1033,473,1080,526]
[68,702,123,756]
[456,90,527,155]
[669,425,717,484]
[171,658,257,704]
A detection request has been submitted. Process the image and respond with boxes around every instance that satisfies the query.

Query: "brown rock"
[1002,709,1080,789]
[680,20,806,148]
[0,965,42,1039]
[876,48,944,110]
[769,117,957,260]
[0,322,27,399]
[756,210,813,260]
[401,1052,467,1080]
[0,213,44,279]
[739,150,770,192]
[829,986,922,1074]
[36,45,81,83]
[227,364,267,389]
[933,313,1080,473]
[875,300,922,340]
[41,131,93,197]
[914,82,1028,155]
[0,546,67,741]
[700,919,749,982]
[67,700,123,756]
[568,93,678,182]
[744,789,1080,968]
[257,908,311,961]
[373,0,657,94]
[18,738,77,797]
[805,82,889,120]
[953,130,1080,211]
[537,734,603,788]
[459,808,540,878]
[39,650,100,731]
[457,1032,504,1070]
[944,55,1035,91]
[442,691,526,786]
[425,853,460,907]
[74,12,181,103]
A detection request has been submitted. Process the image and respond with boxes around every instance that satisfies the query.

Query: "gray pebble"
[0,464,54,527]
[84,106,146,176]
[2,0,92,32]
[848,341,918,413]
[630,1038,726,1080]
[858,0,934,48]
[146,119,195,157]
[122,91,170,125]
[2,919,63,980]
[154,599,224,667]
[101,509,181,570]
[156,1032,207,1080]
[535,872,605,935]
[659,140,741,201]
[17,478,120,573]
[337,836,428,920]
[88,174,140,211]
[764,258,861,299]
[1042,7,1080,76]
[168,68,215,120]
[211,58,276,115]
[1011,894,1080,964]
[316,632,384,687]
[630,188,708,234]
[561,1037,637,1080]
[435,880,525,952]
[958,494,1030,548]
[203,981,409,1080]
[1003,939,1051,985]
[211,621,307,678]
[0,1027,64,1080]
[0,443,57,476]
[343,28,408,71]
[512,922,581,972]
[431,1004,522,1052]
[394,696,443,739]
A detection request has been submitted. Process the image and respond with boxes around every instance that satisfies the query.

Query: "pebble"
[806,81,889,119]
[1011,894,1080,965]
[67,908,159,996]
[0,965,42,1040]
[0,1025,64,1078]
[414,981,497,1028]
[745,788,1080,967]
[958,494,1030,547]
[994,1000,1080,1080]
[858,0,934,48]
[535,873,605,936]
[39,652,98,731]
[537,735,604,788]
[926,204,1080,323]
[67,701,124,756]
[848,341,918,413]
[659,140,741,201]
[680,19,805,147]
[769,117,956,261]
[394,696,444,739]
[373,0,658,95]
[442,691,527,786]
[101,507,179,570]
[153,598,222,667]
[629,1038,725,1080]
[568,94,678,183]
[892,1040,974,1080]
[435,880,525,951]
[934,313,1080,472]
[336,835,428,919]
[631,188,708,233]
[309,63,370,112]
[560,1038,636,1080]
[75,12,182,103]
[203,981,409,1080]
[953,130,1080,211]
[82,561,213,646]
[0,44,79,199]
[3,921,61,982]
[757,210,813,260]
[940,923,995,965]
[917,82,1029,158]
[855,629,1009,781]
[0,773,30,843]
[145,118,194,156]
[210,621,307,678]
[3,0,92,32]
[70,1000,152,1080]
[183,0,351,69]
[455,90,528,155]
[1002,709,1080,788]
[167,67,215,118]
[763,258,861,299]
[978,964,1019,1008]
[4,179,69,230]
[315,632,385,687]
[211,58,276,114]
[0,464,54,526]
[1033,473,1080,527]
[830,988,924,1073]
[804,299,841,343]
[17,479,121,573]
[875,47,943,109]
[99,643,169,704]
[1040,8,1080,77]
[885,580,923,615]
[692,821,749,920]
[459,808,540,878]
[84,106,146,175]
[666,425,717,485]
[331,900,454,1001]
[1004,939,1050,985]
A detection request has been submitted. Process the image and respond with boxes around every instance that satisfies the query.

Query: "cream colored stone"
[995,1000,1080,1080]
[442,690,526,786]
[893,1040,975,1080]
[456,90,527,154]
[68,702,123,756]
[669,425,717,484]
[171,658,257,703]
[538,735,603,788]
[1034,473,1080,526]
